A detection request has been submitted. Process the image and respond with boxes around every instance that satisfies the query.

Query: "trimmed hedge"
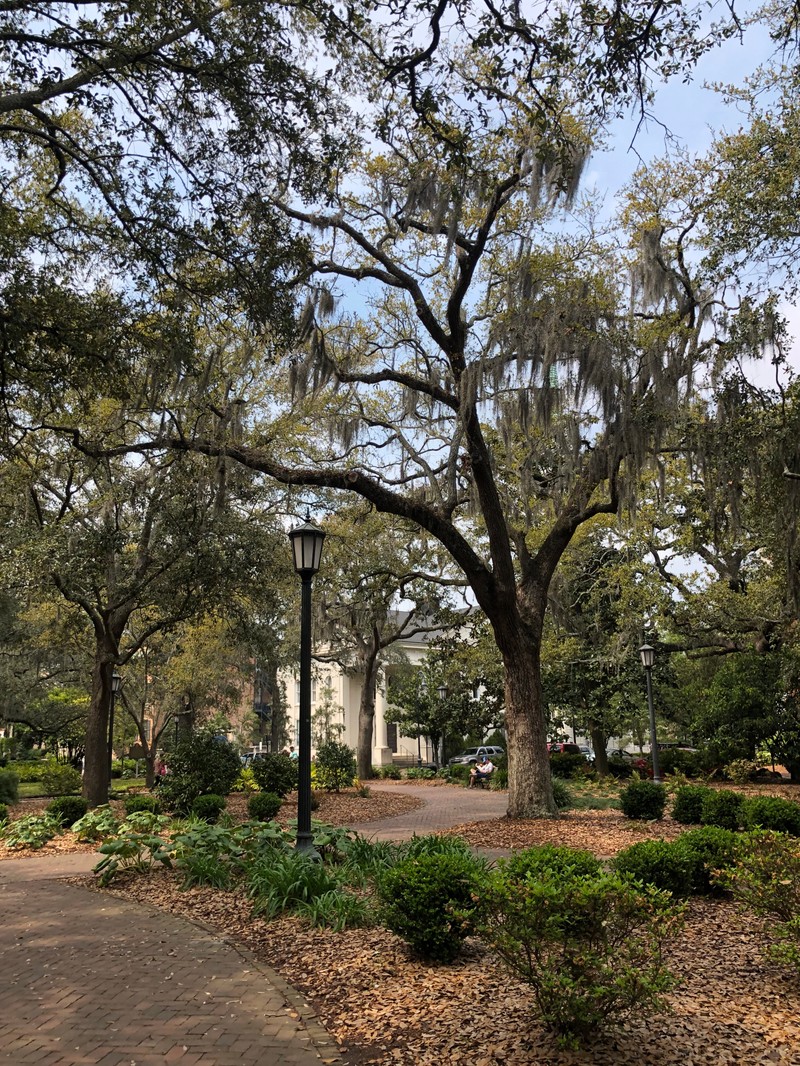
[701,790,745,831]
[46,796,89,828]
[620,780,666,820]
[248,792,283,821]
[191,794,226,823]
[124,795,161,816]
[672,785,714,825]
[743,795,800,836]
[614,839,695,897]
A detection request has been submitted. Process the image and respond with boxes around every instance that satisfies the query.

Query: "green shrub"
[743,795,800,836]
[444,765,470,785]
[620,780,666,820]
[672,785,713,825]
[124,794,161,816]
[550,778,574,810]
[158,729,242,814]
[0,803,7,824]
[46,796,89,828]
[724,759,759,785]
[498,844,602,883]
[5,760,47,783]
[250,752,298,797]
[613,840,694,897]
[701,789,745,831]
[473,868,684,1045]
[549,752,587,778]
[378,851,486,963]
[41,762,83,796]
[715,831,800,973]
[674,827,739,894]
[315,741,356,792]
[378,764,402,780]
[191,794,226,823]
[658,749,701,777]
[606,758,634,779]
[248,792,283,821]
[1,812,62,850]
[0,768,19,805]
[405,766,435,780]
[491,767,508,789]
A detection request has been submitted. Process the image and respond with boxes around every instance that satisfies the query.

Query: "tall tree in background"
[308,505,458,778]
[156,18,749,816]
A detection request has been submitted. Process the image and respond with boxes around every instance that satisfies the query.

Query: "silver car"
[448,745,505,766]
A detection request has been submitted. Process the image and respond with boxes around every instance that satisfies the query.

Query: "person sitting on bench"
[469,756,495,788]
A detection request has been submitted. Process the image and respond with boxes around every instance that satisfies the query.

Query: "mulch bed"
[89,826,800,1066]
[8,781,800,1063]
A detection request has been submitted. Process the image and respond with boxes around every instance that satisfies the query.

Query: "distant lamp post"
[108,670,123,795]
[436,684,448,766]
[639,644,662,784]
[288,513,326,854]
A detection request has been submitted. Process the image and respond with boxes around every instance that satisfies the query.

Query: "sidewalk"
[0,784,505,1066]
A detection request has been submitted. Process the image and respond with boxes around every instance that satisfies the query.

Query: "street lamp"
[288,513,326,854]
[108,670,123,795]
[639,644,662,784]
[435,685,448,767]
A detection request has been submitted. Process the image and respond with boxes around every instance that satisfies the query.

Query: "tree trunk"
[83,644,115,808]
[270,667,286,752]
[499,632,556,818]
[589,722,609,776]
[357,653,379,781]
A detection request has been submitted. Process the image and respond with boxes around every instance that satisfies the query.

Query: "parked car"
[607,748,635,761]
[578,745,594,762]
[547,742,583,756]
[448,745,505,766]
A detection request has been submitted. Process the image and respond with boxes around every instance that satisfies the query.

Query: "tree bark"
[83,642,116,807]
[497,628,555,818]
[589,722,609,776]
[357,651,380,780]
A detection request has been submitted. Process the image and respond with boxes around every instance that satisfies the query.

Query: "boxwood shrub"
[248,792,283,821]
[498,844,602,883]
[620,780,666,821]
[378,851,486,962]
[672,785,714,825]
[614,839,695,897]
[743,795,800,836]
[250,752,299,797]
[191,794,226,823]
[46,796,89,828]
[124,795,161,816]
[674,826,739,894]
[701,789,745,831]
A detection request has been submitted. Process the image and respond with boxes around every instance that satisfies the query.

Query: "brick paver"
[0,785,506,1065]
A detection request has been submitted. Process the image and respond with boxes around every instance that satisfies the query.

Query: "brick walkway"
[0,784,506,1066]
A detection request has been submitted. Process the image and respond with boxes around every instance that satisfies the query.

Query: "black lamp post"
[288,513,326,854]
[108,670,123,795]
[436,684,448,766]
[639,644,662,784]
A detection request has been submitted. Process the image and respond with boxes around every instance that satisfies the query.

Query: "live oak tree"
[140,13,751,816]
[0,394,285,805]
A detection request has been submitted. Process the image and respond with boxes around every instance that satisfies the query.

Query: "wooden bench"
[468,770,494,789]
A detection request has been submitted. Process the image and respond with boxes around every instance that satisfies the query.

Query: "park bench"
[469,769,494,789]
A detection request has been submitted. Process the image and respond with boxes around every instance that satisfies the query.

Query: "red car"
[547,742,583,756]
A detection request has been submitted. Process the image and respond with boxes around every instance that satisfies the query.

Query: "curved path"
[0,784,505,1066]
